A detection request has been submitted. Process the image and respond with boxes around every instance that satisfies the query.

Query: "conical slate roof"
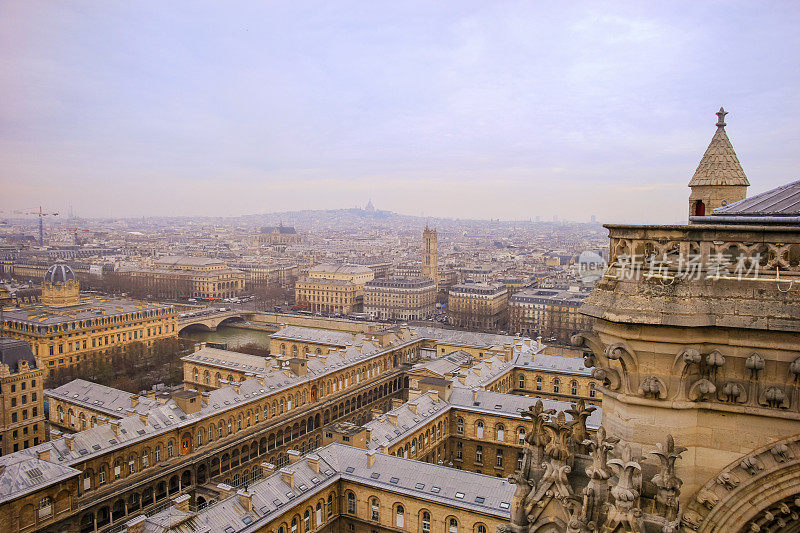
[688,108,750,187]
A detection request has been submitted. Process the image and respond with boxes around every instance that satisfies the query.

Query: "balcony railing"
[603,224,800,288]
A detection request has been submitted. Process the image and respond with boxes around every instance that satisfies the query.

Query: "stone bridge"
[177,310,255,332]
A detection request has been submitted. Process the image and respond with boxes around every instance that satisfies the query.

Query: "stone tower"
[41,262,80,307]
[421,225,438,290]
[688,107,749,219]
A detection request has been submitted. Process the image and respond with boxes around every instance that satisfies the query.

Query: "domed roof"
[44,263,76,284]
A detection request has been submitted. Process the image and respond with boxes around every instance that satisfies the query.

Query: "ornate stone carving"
[639,375,667,399]
[739,455,764,476]
[566,399,596,447]
[605,443,643,533]
[745,352,765,379]
[715,471,739,490]
[721,381,746,403]
[650,435,687,521]
[770,443,792,463]
[760,386,787,409]
[688,378,716,401]
[591,366,622,390]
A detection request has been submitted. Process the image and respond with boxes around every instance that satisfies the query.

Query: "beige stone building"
[1,264,176,377]
[0,339,45,455]
[363,277,437,321]
[447,283,508,332]
[117,255,245,300]
[294,278,361,314]
[508,287,594,345]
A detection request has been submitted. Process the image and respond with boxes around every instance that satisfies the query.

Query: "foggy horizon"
[2,1,799,223]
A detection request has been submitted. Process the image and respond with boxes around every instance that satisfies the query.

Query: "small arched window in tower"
[694,200,706,216]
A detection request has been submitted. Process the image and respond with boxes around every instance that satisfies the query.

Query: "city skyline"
[2,1,799,223]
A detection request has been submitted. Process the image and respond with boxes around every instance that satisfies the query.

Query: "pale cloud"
[0,0,798,223]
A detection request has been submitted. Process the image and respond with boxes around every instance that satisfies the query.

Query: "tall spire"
[688,107,749,187]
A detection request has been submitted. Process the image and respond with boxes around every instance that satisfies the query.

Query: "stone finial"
[716,107,728,128]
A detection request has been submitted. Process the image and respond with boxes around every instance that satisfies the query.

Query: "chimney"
[408,388,421,401]
[109,420,121,436]
[307,454,320,472]
[427,390,439,402]
[387,412,398,425]
[473,367,481,376]
[408,403,418,414]
[283,368,292,377]
[130,395,139,408]
[281,468,294,487]
[173,494,190,512]
[472,388,479,403]
[370,408,383,420]
[231,382,241,394]
[366,450,376,468]
[125,516,148,533]
[37,449,51,462]
[237,489,253,512]
[95,416,108,426]
[194,342,206,353]
[289,359,308,376]
[50,429,63,440]
[261,462,276,476]
[256,375,266,386]
[537,336,543,349]
[287,449,302,464]
[457,373,466,385]
[216,483,235,498]
[138,413,149,426]
[125,408,136,417]
[365,427,372,441]
[201,392,210,405]
[391,398,404,409]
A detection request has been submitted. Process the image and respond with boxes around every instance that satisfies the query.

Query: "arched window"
[316,501,323,524]
[571,381,578,396]
[167,441,174,458]
[518,427,525,445]
[371,499,379,521]
[553,379,560,394]
[476,421,484,439]
[449,518,458,533]
[204,370,210,384]
[590,382,596,398]
[291,517,298,533]
[347,493,356,514]
[421,511,431,533]
[396,505,405,528]
[281,344,286,355]
[304,510,310,531]
[292,346,298,356]
[518,375,525,388]
[476,445,483,464]
[496,448,504,467]
[193,367,198,381]
[128,454,136,474]
[457,418,464,434]
[155,445,162,462]
[536,376,542,391]
[496,424,505,441]
[477,525,487,533]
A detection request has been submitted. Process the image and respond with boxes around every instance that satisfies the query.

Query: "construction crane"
[14,206,59,245]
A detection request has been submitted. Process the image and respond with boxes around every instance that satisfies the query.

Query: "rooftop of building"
[510,287,587,305]
[260,225,298,235]
[308,263,373,275]
[712,179,800,217]
[137,442,513,532]
[0,337,37,372]
[182,346,274,374]
[449,282,507,295]
[2,297,174,327]
[365,276,436,289]
[46,379,161,418]
[154,255,227,267]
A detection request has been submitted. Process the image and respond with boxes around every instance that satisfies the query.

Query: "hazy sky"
[1,1,799,223]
